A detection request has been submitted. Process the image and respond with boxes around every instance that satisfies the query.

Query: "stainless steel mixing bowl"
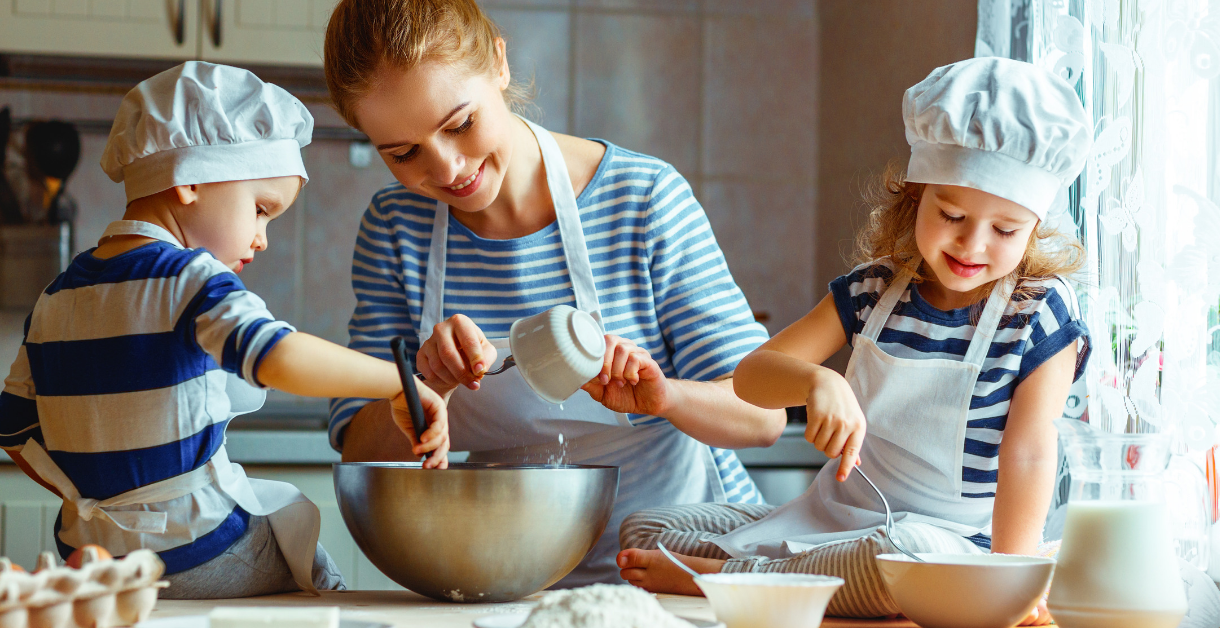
[333,462,619,603]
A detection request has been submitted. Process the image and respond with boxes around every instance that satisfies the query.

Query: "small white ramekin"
[694,573,844,628]
[509,305,606,403]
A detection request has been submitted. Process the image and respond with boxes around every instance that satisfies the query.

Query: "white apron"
[20,220,323,594]
[715,261,1014,558]
[419,117,723,586]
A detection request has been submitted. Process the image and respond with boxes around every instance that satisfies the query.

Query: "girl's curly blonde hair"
[856,161,1086,307]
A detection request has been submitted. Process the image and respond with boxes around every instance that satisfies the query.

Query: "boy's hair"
[856,161,1086,306]
[323,0,534,130]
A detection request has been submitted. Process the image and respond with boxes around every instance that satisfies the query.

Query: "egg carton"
[0,549,168,628]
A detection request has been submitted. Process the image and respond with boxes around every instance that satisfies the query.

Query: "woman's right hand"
[416,314,497,396]
[805,369,867,481]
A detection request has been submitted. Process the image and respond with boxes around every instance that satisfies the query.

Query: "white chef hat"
[903,57,1091,221]
[101,61,313,203]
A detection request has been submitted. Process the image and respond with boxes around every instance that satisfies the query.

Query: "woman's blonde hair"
[856,161,1086,307]
[323,0,533,129]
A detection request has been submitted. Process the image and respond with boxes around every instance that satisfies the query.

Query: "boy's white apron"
[715,262,1013,558]
[420,117,723,586]
[20,220,323,595]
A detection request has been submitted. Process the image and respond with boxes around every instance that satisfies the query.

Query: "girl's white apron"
[715,262,1013,558]
[21,219,323,594]
[419,118,722,586]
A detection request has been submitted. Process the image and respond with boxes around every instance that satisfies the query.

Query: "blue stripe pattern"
[2,238,296,571]
[329,141,769,504]
[829,259,1090,499]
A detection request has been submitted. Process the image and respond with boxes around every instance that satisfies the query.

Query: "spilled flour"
[520,584,691,628]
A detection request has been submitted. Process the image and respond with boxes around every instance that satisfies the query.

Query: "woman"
[322,0,787,586]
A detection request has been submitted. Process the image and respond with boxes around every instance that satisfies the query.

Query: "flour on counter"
[520,584,691,628]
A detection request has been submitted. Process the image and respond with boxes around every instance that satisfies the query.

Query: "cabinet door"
[0,0,199,60]
[198,0,334,67]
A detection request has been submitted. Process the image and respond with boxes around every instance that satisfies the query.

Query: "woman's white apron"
[20,220,323,594]
[419,118,722,586]
[715,262,1013,558]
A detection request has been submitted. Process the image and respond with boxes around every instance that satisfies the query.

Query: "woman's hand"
[389,379,450,468]
[581,335,670,416]
[417,314,497,396]
[805,369,867,481]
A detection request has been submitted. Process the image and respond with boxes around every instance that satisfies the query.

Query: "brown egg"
[65,545,113,569]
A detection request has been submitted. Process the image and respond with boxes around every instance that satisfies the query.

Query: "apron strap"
[418,116,604,340]
[101,220,184,249]
[19,438,213,534]
[859,256,1016,367]
[860,260,918,342]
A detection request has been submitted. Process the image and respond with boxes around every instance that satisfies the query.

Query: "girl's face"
[914,184,1038,303]
[174,176,301,274]
[352,45,515,215]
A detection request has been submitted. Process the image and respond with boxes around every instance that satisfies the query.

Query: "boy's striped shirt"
[0,241,293,572]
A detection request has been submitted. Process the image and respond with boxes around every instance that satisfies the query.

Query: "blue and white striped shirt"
[0,241,293,572]
[329,142,769,503]
[830,260,1090,499]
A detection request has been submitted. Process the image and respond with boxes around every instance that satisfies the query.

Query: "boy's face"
[914,184,1039,297]
[174,176,302,273]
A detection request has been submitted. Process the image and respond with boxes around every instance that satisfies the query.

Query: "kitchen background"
[0,0,978,584]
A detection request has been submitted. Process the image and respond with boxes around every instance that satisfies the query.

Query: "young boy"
[0,61,449,599]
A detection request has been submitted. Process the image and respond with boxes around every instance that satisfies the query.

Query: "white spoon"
[657,542,703,579]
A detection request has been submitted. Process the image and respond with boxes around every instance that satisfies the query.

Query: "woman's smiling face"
[914,184,1039,304]
[352,45,515,214]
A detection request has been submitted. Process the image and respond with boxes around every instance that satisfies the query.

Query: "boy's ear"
[173,184,199,205]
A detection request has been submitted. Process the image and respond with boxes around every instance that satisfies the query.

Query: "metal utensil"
[390,336,430,461]
[481,354,516,376]
[852,464,925,563]
[657,542,702,579]
[334,462,619,602]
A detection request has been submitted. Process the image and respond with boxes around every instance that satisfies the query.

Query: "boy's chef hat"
[903,57,1091,220]
[101,61,313,203]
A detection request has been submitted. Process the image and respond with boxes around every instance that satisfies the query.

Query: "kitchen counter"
[145,590,917,627]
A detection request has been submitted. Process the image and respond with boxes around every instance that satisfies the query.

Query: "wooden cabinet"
[0,0,200,60]
[198,0,333,67]
[0,0,334,67]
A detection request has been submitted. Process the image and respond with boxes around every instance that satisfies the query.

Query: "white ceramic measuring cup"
[508,305,607,403]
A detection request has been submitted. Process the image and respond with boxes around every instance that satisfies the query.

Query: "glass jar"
[1047,419,1188,628]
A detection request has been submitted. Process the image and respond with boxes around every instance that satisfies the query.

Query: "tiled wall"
[0,0,979,410]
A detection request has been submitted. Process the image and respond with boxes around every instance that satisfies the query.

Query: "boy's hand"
[417,314,497,396]
[805,369,867,481]
[389,380,450,469]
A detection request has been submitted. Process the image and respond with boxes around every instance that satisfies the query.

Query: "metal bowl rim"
[333,462,618,471]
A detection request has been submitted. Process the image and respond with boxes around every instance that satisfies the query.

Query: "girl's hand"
[805,369,867,481]
[417,314,497,396]
[389,381,450,469]
[581,335,670,416]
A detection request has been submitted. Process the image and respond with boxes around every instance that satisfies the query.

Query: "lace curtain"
[977,0,1220,565]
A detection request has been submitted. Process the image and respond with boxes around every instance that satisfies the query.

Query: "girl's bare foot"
[616,548,726,596]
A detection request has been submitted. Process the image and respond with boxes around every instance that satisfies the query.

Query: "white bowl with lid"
[509,305,606,403]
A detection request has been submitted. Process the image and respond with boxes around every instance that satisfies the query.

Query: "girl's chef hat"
[903,57,1091,220]
[101,61,313,203]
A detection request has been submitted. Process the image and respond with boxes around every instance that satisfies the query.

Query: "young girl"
[616,57,1092,625]
[0,61,449,599]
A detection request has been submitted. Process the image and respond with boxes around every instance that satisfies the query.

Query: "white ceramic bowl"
[875,553,1055,628]
[509,305,606,403]
[694,573,844,628]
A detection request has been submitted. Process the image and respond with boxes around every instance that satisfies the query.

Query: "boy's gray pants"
[162,515,346,599]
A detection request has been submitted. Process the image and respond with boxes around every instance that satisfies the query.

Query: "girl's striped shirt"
[328,141,770,504]
[830,260,1090,499]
